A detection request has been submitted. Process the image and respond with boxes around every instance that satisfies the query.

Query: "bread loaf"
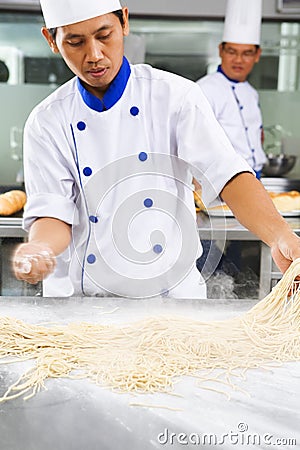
[205,190,300,214]
[193,189,205,211]
[0,190,27,216]
[268,190,300,212]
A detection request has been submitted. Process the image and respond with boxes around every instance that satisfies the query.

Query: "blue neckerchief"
[217,64,240,84]
[77,56,131,112]
[255,170,262,180]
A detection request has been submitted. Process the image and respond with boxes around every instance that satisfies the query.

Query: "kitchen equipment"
[262,124,295,177]
[0,46,24,84]
[261,176,300,192]
[262,153,296,176]
[0,59,9,82]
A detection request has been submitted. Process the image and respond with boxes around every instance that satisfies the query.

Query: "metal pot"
[262,154,297,177]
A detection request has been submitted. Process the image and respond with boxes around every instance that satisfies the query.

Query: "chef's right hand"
[13,242,56,284]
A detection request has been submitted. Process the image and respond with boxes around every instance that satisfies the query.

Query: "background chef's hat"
[40,0,122,28]
[222,0,262,45]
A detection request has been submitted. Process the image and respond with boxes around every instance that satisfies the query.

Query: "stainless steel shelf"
[0,217,26,238]
[197,212,300,298]
[1,212,299,298]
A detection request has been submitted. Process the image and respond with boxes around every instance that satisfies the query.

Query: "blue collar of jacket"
[77,56,131,112]
[217,64,241,84]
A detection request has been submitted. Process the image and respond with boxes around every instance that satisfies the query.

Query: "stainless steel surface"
[1,213,300,298]
[261,176,300,192]
[197,212,300,298]
[0,0,40,10]
[0,217,25,237]
[1,0,300,19]
[122,0,300,19]
[0,296,299,450]
[262,154,297,177]
[197,211,300,240]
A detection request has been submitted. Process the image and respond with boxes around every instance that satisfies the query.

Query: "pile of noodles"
[0,259,299,403]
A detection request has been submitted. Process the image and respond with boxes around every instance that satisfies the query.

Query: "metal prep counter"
[0,296,299,450]
[1,214,300,298]
[0,216,26,238]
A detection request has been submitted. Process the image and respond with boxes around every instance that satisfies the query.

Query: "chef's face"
[42,8,129,99]
[219,42,261,82]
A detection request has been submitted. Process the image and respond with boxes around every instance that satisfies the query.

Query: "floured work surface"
[0,294,299,450]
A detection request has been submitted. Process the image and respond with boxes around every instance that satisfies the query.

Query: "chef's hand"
[13,242,56,284]
[271,232,300,275]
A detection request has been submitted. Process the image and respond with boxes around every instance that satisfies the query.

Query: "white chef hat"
[40,0,122,28]
[222,0,262,45]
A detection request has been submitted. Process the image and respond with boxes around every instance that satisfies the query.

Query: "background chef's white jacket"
[197,71,267,172]
[23,58,252,298]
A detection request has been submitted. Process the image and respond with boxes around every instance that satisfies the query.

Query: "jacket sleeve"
[22,109,78,231]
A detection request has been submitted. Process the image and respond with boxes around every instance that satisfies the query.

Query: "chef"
[13,0,300,298]
[197,0,266,179]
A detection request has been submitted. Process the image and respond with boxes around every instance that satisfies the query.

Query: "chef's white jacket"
[23,57,252,298]
[197,69,267,172]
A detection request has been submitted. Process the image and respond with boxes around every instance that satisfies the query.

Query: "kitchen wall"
[1,0,300,19]
[0,84,54,185]
[131,17,300,179]
[0,11,70,185]
[259,90,300,177]
[124,0,300,20]
[1,4,300,184]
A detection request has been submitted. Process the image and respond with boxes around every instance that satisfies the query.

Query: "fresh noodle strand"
[0,259,300,402]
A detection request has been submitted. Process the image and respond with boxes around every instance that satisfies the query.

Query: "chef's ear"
[41,27,59,54]
[254,47,262,63]
[122,7,130,37]
[218,42,224,57]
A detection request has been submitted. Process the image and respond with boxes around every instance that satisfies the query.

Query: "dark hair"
[221,42,260,51]
[48,9,125,41]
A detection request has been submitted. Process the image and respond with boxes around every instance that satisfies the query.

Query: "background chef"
[13,0,300,298]
[195,0,267,276]
[197,0,266,179]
